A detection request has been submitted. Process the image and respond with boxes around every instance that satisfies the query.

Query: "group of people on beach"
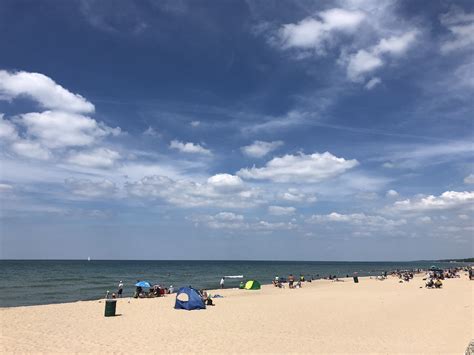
[272,274,307,288]
[423,267,464,288]
[105,265,473,300]
[133,282,174,298]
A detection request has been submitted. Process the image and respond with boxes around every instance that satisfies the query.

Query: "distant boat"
[87,256,91,262]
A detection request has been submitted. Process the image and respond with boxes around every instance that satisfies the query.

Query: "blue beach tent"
[174,287,206,310]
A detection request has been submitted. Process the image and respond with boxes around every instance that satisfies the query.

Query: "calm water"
[0,260,466,307]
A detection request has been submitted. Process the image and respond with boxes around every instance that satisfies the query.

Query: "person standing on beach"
[288,274,294,288]
[220,277,225,289]
[117,281,123,297]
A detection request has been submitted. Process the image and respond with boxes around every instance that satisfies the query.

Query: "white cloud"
[365,77,381,90]
[375,31,418,56]
[189,212,247,230]
[11,140,51,160]
[238,152,358,183]
[268,205,296,216]
[207,174,243,190]
[67,148,121,168]
[392,191,474,212]
[243,111,310,133]
[279,8,365,53]
[16,110,120,149]
[346,30,418,82]
[241,140,283,158]
[309,212,406,228]
[386,189,399,198]
[127,175,264,208]
[0,70,94,113]
[440,7,474,53]
[66,178,117,197]
[190,121,200,127]
[169,140,211,155]
[347,49,383,81]
[0,114,18,140]
[464,174,474,184]
[190,212,296,231]
[278,188,317,203]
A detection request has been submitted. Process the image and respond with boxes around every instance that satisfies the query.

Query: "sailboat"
[87,256,91,262]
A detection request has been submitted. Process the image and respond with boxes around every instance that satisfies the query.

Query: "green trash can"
[104,299,117,317]
[353,276,359,283]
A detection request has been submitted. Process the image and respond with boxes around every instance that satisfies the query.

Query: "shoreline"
[1,273,472,353]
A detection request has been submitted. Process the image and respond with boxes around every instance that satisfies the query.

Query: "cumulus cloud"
[0,70,94,113]
[0,70,122,167]
[127,174,264,208]
[67,148,121,168]
[241,140,284,158]
[268,205,296,216]
[0,114,18,141]
[392,191,474,212]
[169,140,211,155]
[464,174,474,184]
[10,140,51,160]
[207,173,243,190]
[237,152,358,183]
[65,178,117,198]
[16,110,120,149]
[278,188,317,203]
[386,189,399,198]
[346,30,418,82]
[440,7,474,53]
[278,8,365,54]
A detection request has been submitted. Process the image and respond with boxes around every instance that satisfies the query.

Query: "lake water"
[0,260,466,307]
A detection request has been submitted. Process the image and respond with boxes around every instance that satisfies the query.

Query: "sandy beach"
[1,274,472,354]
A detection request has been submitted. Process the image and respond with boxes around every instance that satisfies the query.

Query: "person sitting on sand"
[206,294,214,306]
[434,278,442,288]
[300,274,305,282]
[425,278,434,288]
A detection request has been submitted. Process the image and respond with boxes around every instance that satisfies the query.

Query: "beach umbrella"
[135,281,151,288]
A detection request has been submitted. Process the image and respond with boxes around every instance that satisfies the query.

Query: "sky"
[0,0,473,260]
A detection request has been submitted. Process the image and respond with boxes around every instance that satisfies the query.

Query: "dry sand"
[1,274,473,354]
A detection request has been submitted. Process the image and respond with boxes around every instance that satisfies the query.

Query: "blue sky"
[0,0,473,260]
